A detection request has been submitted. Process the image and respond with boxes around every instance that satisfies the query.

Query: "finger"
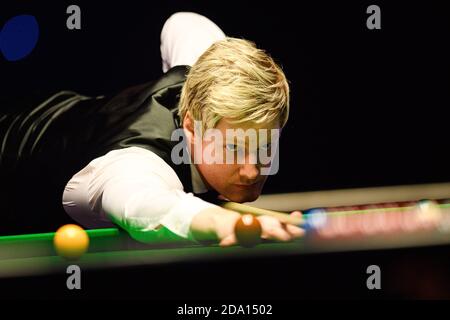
[219,234,237,247]
[263,226,292,242]
[258,216,291,241]
[285,224,305,238]
[290,211,303,225]
[290,211,302,218]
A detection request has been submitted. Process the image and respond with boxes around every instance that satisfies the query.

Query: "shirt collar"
[190,163,208,194]
[182,127,209,194]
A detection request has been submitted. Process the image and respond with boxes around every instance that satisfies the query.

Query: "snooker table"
[1,182,450,300]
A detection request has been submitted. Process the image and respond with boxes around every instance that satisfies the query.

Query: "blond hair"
[178,37,290,130]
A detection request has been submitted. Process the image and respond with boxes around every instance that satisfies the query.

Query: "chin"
[227,191,260,203]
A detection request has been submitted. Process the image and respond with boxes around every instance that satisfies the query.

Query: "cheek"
[199,163,235,181]
[214,164,239,180]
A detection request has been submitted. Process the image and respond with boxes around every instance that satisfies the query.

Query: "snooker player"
[1,12,303,245]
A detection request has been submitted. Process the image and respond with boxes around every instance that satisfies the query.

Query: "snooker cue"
[219,201,303,226]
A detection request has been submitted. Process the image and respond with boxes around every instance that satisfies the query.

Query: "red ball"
[234,214,262,247]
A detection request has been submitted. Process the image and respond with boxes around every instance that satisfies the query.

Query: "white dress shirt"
[62,147,216,240]
[62,12,226,241]
[160,12,226,73]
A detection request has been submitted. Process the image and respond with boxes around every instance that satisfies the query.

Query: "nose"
[239,162,260,182]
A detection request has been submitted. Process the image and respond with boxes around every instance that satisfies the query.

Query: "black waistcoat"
[0,65,195,233]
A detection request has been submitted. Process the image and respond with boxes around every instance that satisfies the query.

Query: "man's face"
[186,116,280,203]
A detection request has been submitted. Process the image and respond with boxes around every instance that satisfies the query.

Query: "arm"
[62,146,304,245]
[63,146,219,242]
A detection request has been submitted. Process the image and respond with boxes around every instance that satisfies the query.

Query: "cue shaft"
[220,201,303,226]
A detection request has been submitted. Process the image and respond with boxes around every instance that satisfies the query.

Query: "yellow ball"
[53,224,89,260]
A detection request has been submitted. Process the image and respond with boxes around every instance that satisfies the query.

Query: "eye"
[225,144,238,152]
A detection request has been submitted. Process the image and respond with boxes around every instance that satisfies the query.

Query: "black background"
[1,0,449,194]
[1,1,450,302]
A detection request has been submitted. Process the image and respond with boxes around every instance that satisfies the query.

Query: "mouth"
[234,182,259,189]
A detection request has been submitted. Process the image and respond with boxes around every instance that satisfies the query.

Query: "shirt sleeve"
[160,12,226,72]
[62,146,217,241]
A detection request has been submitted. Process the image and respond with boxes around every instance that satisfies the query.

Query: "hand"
[190,207,241,244]
[218,210,305,247]
[190,208,304,246]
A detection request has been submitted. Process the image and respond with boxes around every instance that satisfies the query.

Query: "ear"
[182,111,195,139]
